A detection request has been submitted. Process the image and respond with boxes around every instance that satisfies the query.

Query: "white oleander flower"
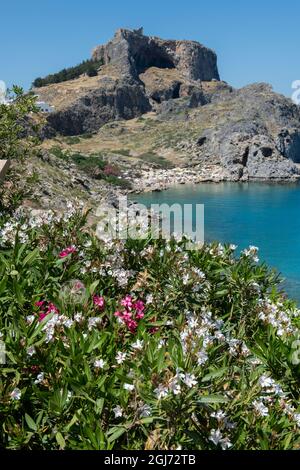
[113,405,123,418]
[209,429,232,450]
[197,351,209,366]
[10,388,21,400]
[139,403,152,418]
[180,373,197,388]
[94,359,106,369]
[253,400,269,417]
[34,373,45,384]
[116,351,127,364]
[131,339,144,350]
[123,383,134,392]
[26,315,35,325]
[74,312,83,323]
[154,384,169,400]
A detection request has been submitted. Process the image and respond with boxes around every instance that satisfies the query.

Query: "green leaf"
[25,413,37,431]
[107,426,127,443]
[27,312,55,345]
[22,248,40,266]
[198,395,229,404]
[10,270,19,277]
[64,414,79,432]
[89,280,99,296]
[201,368,227,383]
[55,432,66,449]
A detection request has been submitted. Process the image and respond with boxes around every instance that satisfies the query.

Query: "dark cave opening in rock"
[172,82,181,99]
[261,147,273,158]
[242,146,249,166]
[197,136,207,147]
[133,46,175,74]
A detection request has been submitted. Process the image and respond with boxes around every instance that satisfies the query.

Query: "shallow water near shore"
[132,182,300,304]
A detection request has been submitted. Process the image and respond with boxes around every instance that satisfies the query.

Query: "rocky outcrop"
[36,28,220,136]
[175,83,300,180]
[92,28,220,81]
[47,78,151,135]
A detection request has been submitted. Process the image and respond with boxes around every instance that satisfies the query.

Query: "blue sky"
[1,0,299,97]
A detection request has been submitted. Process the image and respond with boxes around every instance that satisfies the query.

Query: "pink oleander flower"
[46,303,59,314]
[133,300,145,312]
[127,319,138,333]
[59,246,77,258]
[35,301,45,308]
[115,296,146,333]
[149,317,159,334]
[93,295,105,309]
[121,295,133,309]
[149,326,159,334]
[35,300,59,322]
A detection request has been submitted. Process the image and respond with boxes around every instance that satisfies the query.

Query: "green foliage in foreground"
[32,59,104,88]
[0,207,300,450]
[0,86,38,161]
[0,87,39,215]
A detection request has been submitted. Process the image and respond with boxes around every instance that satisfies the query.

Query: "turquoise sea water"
[133,182,300,303]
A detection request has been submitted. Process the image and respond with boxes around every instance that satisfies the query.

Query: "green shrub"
[0,208,300,449]
[104,175,132,189]
[32,59,103,88]
[49,146,67,159]
[64,136,81,145]
[138,152,174,169]
[80,133,94,140]
[71,153,106,174]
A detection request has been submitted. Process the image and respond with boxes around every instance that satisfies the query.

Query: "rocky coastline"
[128,164,300,195]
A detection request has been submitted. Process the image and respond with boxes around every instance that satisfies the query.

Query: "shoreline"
[126,166,300,195]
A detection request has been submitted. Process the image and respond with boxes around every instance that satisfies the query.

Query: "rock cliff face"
[47,78,151,135]
[92,28,220,81]
[184,83,300,180]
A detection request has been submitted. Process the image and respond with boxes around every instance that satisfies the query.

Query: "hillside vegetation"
[33,59,104,88]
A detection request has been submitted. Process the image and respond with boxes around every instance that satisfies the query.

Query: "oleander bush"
[1,205,300,450]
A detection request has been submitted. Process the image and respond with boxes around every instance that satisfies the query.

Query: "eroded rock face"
[92,28,220,81]
[47,79,151,135]
[177,83,300,180]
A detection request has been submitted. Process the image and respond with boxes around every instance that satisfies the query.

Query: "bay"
[133,182,300,303]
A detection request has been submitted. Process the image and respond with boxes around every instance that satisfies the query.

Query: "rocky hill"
[28,27,300,209]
